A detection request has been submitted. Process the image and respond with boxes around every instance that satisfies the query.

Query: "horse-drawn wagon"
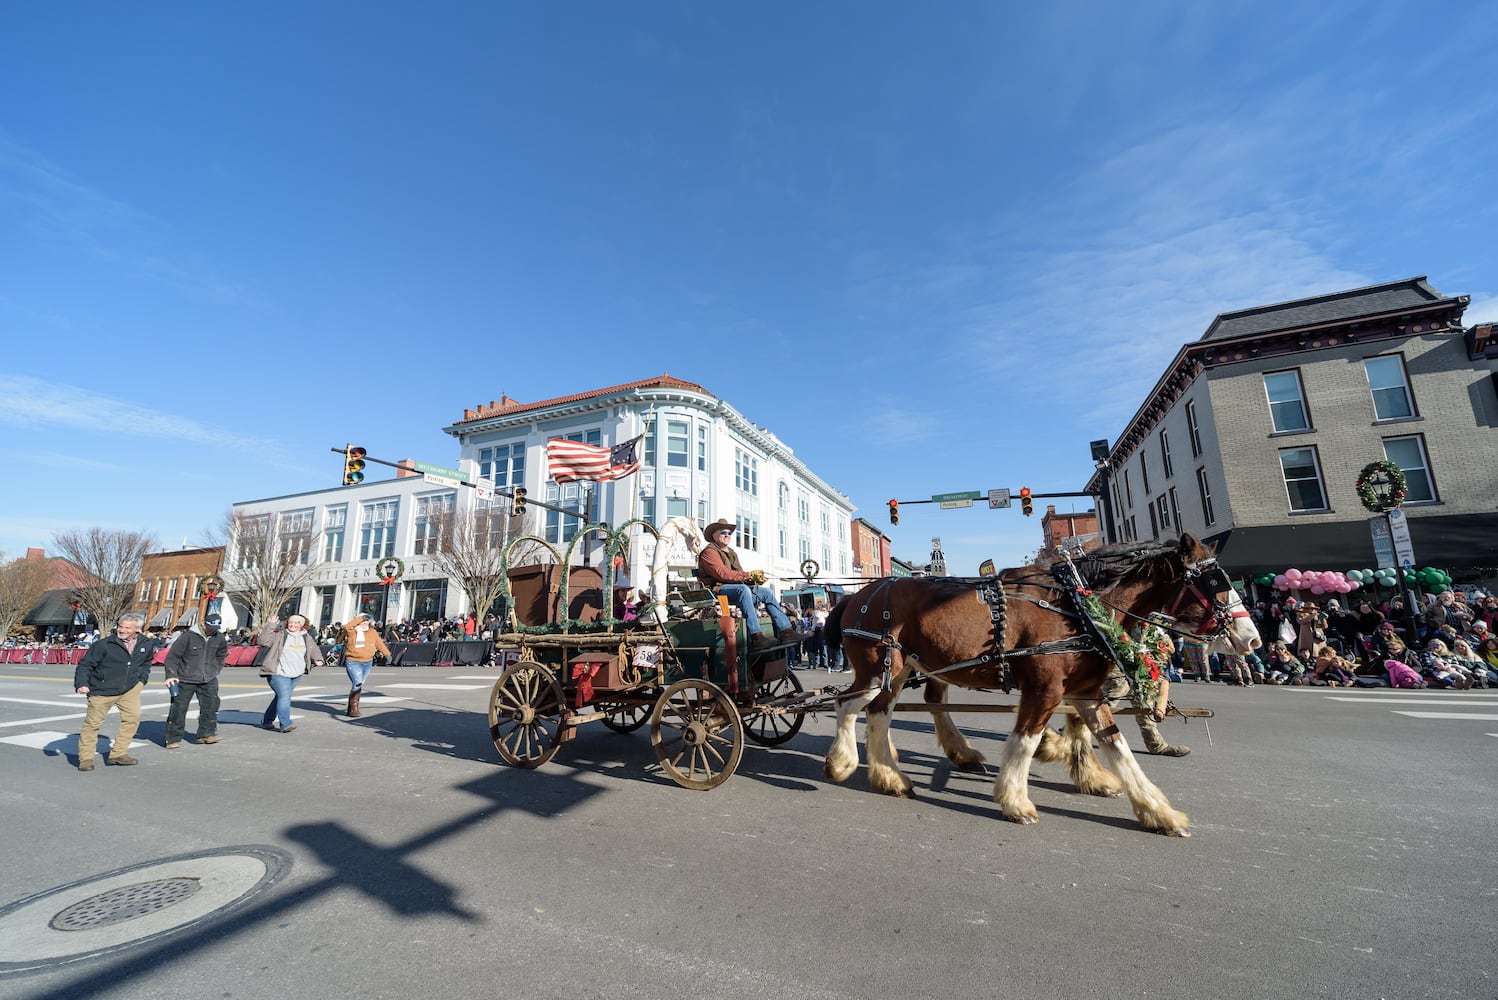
[486,517,1259,835]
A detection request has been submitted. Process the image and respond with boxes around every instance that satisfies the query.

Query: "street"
[0,662,1491,1000]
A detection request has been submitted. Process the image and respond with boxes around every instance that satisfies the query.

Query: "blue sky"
[2,2,1495,577]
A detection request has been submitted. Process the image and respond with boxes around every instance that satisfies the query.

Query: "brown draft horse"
[822,534,1261,836]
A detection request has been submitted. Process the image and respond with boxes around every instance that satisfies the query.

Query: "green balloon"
[1431,584,1448,594]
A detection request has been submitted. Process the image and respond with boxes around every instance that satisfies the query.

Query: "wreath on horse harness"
[841,551,1229,710]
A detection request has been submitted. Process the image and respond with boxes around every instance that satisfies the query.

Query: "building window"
[316,585,335,625]
[643,417,657,466]
[1382,435,1435,503]
[778,526,787,558]
[734,448,759,496]
[1123,468,1133,507]
[412,492,455,555]
[640,497,656,524]
[1147,502,1159,539]
[666,497,689,520]
[1125,516,1137,542]
[359,500,399,559]
[1159,429,1173,478]
[797,494,810,524]
[323,505,346,562]
[799,536,811,562]
[1264,370,1310,433]
[479,444,525,489]
[734,508,759,552]
[822,542,832,569]
[1278,447,1327,512]
[544,482,595,545]
[279,509,314,565]
[1185,400,1203,457]
[1155,494,1171,531]
[697,425,707,471]
[697,499,708,527]
[667,420,689,468]
[1365,355,1415,421]
[1195,467,1215,526]
[1139,448,1150,493]
[820,506,830,534]
[1168,486,1181,531]
[139,580,150,602]
[166,578,178,601]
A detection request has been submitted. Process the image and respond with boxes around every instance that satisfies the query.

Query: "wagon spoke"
[650,679,744,790]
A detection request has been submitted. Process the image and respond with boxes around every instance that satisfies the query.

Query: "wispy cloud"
[0,131,255,304]
[0,375,284,455]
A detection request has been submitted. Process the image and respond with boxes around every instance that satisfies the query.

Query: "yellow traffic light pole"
[327,447,582,523]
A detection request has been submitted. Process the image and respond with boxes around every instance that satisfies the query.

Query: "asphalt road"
[0,662,1492,1000]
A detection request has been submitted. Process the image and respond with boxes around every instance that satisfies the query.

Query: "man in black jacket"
[163,613,229,748]
[74,613,158,770]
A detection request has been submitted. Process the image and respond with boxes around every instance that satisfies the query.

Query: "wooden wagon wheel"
[742,668,806,747]
[599,700,650,733]
[650,678,744,790]
[488,658,565,768]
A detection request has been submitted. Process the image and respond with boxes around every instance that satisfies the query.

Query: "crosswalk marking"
[1326,697,1498,706]
[382,683,490,691]
[1393,712,1498,721]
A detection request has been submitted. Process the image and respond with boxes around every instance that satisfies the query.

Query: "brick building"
[137,546,225,631]
[1086,277,1496,576]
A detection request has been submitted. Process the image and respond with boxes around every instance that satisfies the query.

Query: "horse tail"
[825,596,850,653]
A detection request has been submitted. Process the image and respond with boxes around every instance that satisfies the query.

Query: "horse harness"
[839,553,1242,696]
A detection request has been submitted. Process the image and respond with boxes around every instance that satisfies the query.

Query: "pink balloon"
[1286,569,1303,581]
[1311,585,1325,594]
[1274,574,1289,589]
[1347,581,1360,591]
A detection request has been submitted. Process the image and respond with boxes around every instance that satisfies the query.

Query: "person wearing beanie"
[163,611,230,748]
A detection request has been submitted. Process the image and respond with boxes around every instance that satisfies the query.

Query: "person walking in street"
[696,518,804,649]
[257,614,323,733]
[163,613,229,748]
[73,613,158,770]
[339,613,390,718]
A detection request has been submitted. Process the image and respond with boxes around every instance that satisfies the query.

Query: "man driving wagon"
[696,518,805,649]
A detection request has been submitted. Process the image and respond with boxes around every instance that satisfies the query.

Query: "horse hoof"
[1166,828,1192,838]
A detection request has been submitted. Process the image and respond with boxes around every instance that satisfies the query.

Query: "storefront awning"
[147,608,174,628]
[1206,511,1498,576]
[175,607,199,628]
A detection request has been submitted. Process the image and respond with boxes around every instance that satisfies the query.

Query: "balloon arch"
[1250,566,1455,596]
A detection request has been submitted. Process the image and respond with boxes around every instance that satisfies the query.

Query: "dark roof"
[1199,276,1457,343]
[1206,511,1498,576]
[23,588,88,627]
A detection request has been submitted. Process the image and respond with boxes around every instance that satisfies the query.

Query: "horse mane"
[1031,538,1184,592]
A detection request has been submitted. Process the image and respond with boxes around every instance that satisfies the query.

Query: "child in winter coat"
[1384,657,1425,688]
[1311,648,1355,686]
[1265,641,1306,685]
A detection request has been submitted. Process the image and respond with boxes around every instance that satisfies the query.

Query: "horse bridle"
[1145,558,1249,642]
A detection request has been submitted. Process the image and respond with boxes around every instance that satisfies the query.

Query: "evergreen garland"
[1078,593,1164,711]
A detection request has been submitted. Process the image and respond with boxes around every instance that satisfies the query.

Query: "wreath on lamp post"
[196,576,224,598]
[1355,460,1408,513]
[376,557,405,586]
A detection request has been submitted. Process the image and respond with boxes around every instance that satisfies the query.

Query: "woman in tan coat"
[340,613,391,717]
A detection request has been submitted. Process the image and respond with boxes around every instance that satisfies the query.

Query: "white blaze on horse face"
[1214,582,1262,653]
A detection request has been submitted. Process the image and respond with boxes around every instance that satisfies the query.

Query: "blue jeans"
[345,659,373,691]
[262,674,301,729]
[717,584,792,635]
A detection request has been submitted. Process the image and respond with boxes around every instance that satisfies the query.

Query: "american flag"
[546,435,642,483]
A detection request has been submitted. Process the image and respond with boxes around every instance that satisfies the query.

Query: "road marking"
[0,691,309,729]
[0,697,88,707]
[1392,712,1498,720]
[303,694,411,704]
[381,683,490,690]
[0,731,145,752]
[1326,697,1498,706]
[448,675,497,681]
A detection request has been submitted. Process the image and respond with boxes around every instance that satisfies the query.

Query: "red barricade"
[45,648,67,664]
[151,647,169,665]
[2,649,22,663]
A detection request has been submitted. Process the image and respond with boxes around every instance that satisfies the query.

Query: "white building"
[224,374,855,625]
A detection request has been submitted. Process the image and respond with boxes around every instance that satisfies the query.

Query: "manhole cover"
[0,846,292,977]
[50,878,203,931]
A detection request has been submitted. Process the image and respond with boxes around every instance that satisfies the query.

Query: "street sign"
[474,486,492,500]
[1387,507,1415,566]
[931,490,981,503]
[988,488,1011,509]
[939,499,974,509]
[1369,516,1396,568]
[422,473,462,488]
[410,461,470,483]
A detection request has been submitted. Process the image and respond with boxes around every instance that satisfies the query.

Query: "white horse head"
[646,516,707,622]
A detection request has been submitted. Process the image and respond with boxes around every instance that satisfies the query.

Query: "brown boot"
[348,690,361,718]
[1138,716,1191,757]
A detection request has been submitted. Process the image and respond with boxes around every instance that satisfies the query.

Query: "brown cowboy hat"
[703,519,737,540]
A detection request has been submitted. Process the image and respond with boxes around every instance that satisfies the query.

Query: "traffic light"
[888,499,899,525]
[342,446,367,486]
[1019,487,1033,517]
[512,487,527,517]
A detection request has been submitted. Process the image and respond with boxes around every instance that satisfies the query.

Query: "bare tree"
[425,503,544,624]
[50,528,156,631]
[0,551,53,638]
[220,510,318,628]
